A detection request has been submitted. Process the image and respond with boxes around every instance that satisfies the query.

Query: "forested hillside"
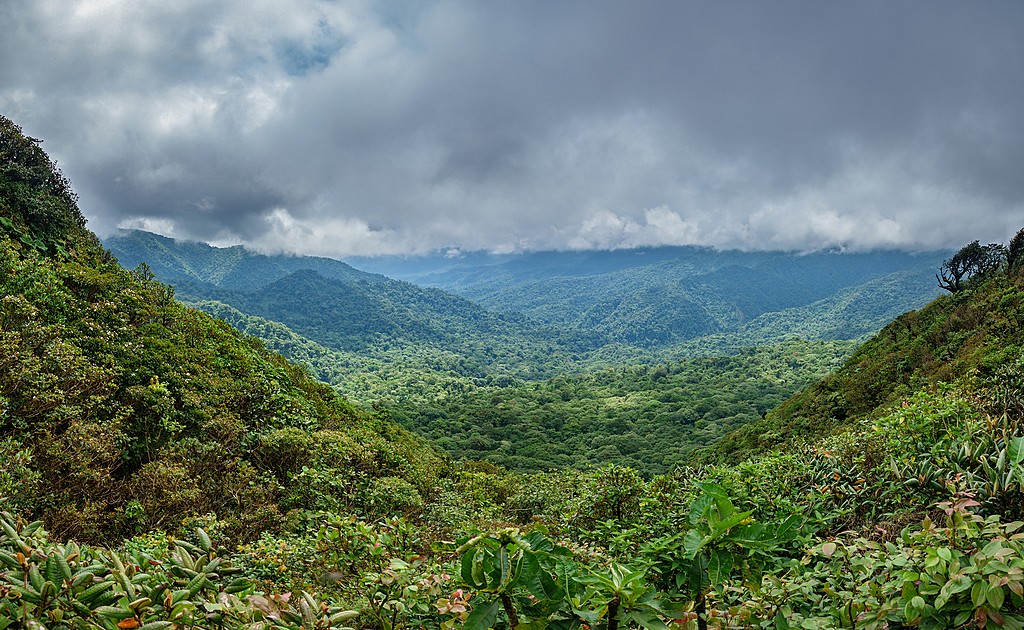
[347,245,945,346]
[9,113,1024,628]
[107,230,945,354]
[0,115,444,544]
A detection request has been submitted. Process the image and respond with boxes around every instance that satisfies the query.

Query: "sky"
[2,1,1023,257]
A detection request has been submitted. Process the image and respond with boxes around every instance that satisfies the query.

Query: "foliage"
[395,340,855,475]
[450,527,683,630]
[701,258,1024,463]
[105,230,942,413]
[0,119,442,544]
[938,240,1007,293]
[0,115,90,256]
[0,510,359,629]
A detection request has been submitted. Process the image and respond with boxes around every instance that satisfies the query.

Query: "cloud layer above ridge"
[2,0,1023,255]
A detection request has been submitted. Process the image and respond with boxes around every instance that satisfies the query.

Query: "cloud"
[2,0,1023,255]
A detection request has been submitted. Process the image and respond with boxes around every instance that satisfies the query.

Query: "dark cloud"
[2,0,1022,255]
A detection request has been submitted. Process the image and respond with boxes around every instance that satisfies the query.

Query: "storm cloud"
[2,0,1022,255]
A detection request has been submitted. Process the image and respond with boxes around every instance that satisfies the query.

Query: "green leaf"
[1009,437,1024,466]
[464,597,501,630]
[708,549,733,587]
[461,550,481,588]
[982,539,1005,557]
[988,584,1005,610]
[499,546,510,586]
[710,510,753,539]
[522,554,563,601]
[196,528,211,553]
[774,514,802,541]
[682,529,706,560]
[729,523,770,547]
[944,575,972,595]
[1010,437,1024,486]
[687,495,714,527]
[972,580,988,608]
[623,610,670,630]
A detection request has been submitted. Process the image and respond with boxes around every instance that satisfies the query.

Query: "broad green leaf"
[623,610,670,630]
[774,514,802,541]
[944,575,972,595]
[523,554,563,601]
[695,481,729,499]
[688,495,714,527]
[709,510,752,539]
[696,482,737,520]
[972,580,988,608]
[522,530,555,554]
[462,549,483,589]
[708,549,733,587]
[464,597,501,630]
[988,584,1005,609]
[729,523,770,547]
[682,529,706,560]
[1010,437,1024,486]
[499,546,510,585]
[1009,437,1024,466]
[519,552,541,586]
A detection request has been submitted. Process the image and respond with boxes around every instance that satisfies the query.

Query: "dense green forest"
[105,227,939,476]
[392,340,857,475]
[8,113,1024,628]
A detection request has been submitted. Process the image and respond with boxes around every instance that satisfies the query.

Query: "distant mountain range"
[346,246,947,339]
[105,229,948,405]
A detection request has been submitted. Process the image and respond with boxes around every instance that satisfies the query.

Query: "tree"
[937,240,1006,293]
[1008,227,1024,273]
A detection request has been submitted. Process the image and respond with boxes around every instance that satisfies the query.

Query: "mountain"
[0,115,443,545]
[105,229,596,406]
[107,230,946,378]
[346,246,948,346]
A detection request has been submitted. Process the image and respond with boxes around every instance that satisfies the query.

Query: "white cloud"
[3,1,1024,255]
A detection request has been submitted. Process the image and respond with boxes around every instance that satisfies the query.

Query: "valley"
[105,230,944,472]
[5,113,1024,627]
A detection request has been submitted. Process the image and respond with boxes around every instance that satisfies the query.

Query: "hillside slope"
[0,115,443,543]
[700,256,1024,463]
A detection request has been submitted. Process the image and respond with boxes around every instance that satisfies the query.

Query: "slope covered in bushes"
[698,258,1024,464]
[0,115,444,544]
